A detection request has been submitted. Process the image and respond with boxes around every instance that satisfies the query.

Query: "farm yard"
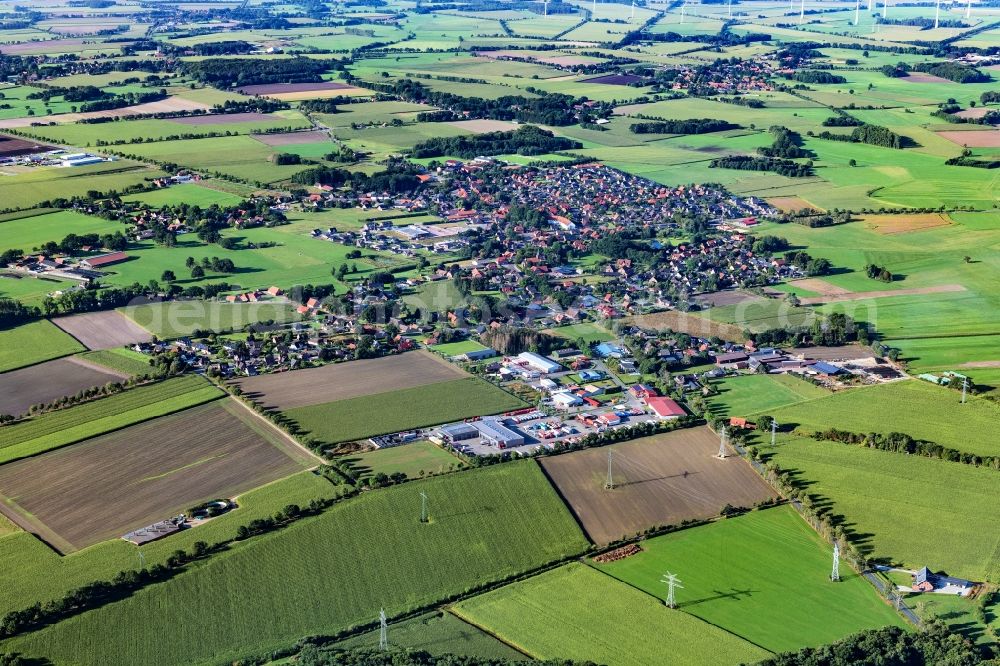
[6,462,589,665]
[596,505,906,653]
[539,428,778,545]
[451,563,770,666]
[51,310,152,350]
[0,398,314,552]
[0,355,126,417]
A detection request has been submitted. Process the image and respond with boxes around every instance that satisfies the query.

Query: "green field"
[452,563,770,666]
[760,436,1000,583]
[707,373,830,418]
[763,379,1000,458]
[121,301,302,338]
[0,209,120,254]
[545,321,616,345]
[0,161,167,212]
[334,611,526,660]
[347,440,466,479]
[0,319,85,372]
[428,339,490,356]
[0,375,222,464]
[284,377,526,443]
[0,470,341,615]
[122,183,245,208]
[78,348,154,376]
[597,505,905,653]
[7,462,589,665]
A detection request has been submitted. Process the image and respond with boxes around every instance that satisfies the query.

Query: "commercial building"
[516,351,561,374]
[646,396,687,419]
[552,391,583,409]
[474,418,525,448]
[439,423,479,443]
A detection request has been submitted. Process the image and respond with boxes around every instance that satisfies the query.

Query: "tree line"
[812,428,1000,470]
[629,118,740,134]
[409,125,580,159]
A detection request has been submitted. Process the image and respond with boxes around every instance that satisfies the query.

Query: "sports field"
[761,436,1000,583]
[0,355,125,417]
[0,319,85,372]
[0,398,313,552]
[451,563,770,666]
[764,379,1000,458]
[7,462,588,665]
[596,505,906,653]
[539,428,778,544]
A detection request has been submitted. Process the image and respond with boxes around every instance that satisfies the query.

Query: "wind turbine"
[854,0,860,25]
[934,0,940,29]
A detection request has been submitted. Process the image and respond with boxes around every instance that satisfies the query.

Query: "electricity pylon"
[378,608,388,650]
[661,572,683,608]
[830,543,841,582]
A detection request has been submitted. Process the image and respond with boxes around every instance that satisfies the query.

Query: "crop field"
[121,301,301,338]
[544,321,616,345]
[50,310,153,350]
[284,376,526,443]
[624,310,746,342]
[452,563,770,666]
[764,379,1000,458]
[596,505,905,653]
[0,470,341,614]
[0,161,167,212]
[0,398,314,552]
[0,355,127,417]
[706,374,830,419]
[121,183,245,208]
[0,375,222,465]
[0,318,85,372]
[758,436,1000,583]
[233,349,467,410]
[77,348,152,375]
[539,428,778,545]
[346,441,466,479]
[335,611,525,660]
[7,462,588,665]
[0,209,120,254]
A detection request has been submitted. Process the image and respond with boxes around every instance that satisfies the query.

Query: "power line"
[830,543,841,582]
[378,608,388,651]
[661,572,683,608]
[420,492,429,523]
[717,425,728,459]
[961,377,968,404]
[771,419,778,447]
[604,450,615,490]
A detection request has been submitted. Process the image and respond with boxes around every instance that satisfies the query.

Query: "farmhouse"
[517,351,561,374]
[646,396,686,419]
[80,251,128,269]
[911,567,976,595]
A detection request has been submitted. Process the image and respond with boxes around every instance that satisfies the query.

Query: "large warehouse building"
[474,418,525,449]
[516,352,561,374]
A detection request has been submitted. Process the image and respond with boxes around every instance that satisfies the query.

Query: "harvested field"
[0,399,313,552]
[0,135,54,158]
[901,73,953,84]
[797,283,967,305]
[863,212,952,234]
[169,112,272,126]
[953,107,991,120]
[231,349,467,410]
[539,428,778,545]
[624,310,745,342]
[252,130,330,146]
[788,278,851,297]
[696,289,768,308]
[0,356,126,417]
[767,196,820,212]
[51,310,152,350]
[237,81,352,96]
[937,130,1000,147]
[582,74,644,85]
[447,119,519,133]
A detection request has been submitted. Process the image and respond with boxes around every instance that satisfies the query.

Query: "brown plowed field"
[0,399,311,552]
[0,356,126,417]
[52,310,152,350]
[937,130,1000,147]
[623,310,745,342]
[0,135,54,158]
[230,349,467,410]
[539,428,778,545]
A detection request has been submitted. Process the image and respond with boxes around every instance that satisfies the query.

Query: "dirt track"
[52,310,152,350]
[797,283,967,305]
[231,350,468,410]
[0,399,310,552]
[0,356,126,417]
[540,428,777,545]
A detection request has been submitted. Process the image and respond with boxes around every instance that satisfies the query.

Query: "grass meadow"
[7,462,588,665]
[596,505,905,653]
[121,301,302,338]
[759,436,1000,583]
[284,377,526,443]
[0,209,120,254]
[346,441,466,479]
[78,348,155,376]
[706,374,830,418]
[0,319,84,372]
[452,562,770,666]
